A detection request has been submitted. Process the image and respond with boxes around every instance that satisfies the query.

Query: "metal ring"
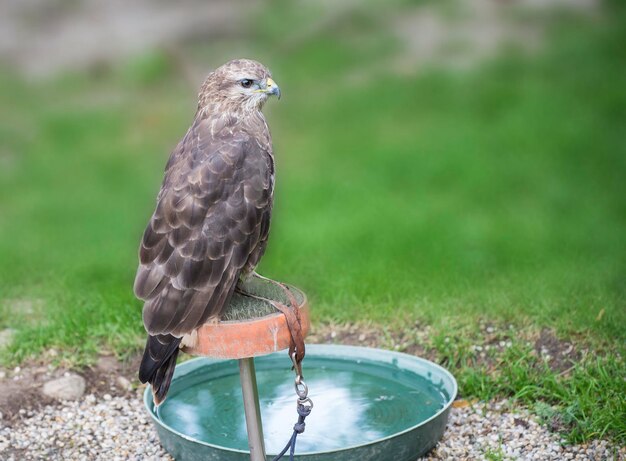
[298,397,314,410]
[294,379,308,399]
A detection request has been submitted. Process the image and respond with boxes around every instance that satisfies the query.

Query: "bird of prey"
[134,59,281,405]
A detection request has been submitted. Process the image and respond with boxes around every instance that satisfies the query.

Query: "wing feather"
[135,114,273,337]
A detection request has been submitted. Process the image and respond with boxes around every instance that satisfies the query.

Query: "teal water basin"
[145,344,457,461]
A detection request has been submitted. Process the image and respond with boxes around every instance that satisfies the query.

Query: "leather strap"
[272,297,305,364]
[235,279,306,364]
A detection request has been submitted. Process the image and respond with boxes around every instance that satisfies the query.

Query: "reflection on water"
[261,375,386,452]
[157,360,447,454]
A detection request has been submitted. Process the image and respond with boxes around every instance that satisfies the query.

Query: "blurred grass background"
[0,0,624,361]
[1,0,625,445]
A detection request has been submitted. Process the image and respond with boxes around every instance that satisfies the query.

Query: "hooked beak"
[264,78,281,99]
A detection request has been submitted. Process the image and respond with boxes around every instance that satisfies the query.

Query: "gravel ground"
[0,393,170,461]
[423,401,624,461]
[1,394,623,461]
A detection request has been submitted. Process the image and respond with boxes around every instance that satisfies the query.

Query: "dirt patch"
[534,328,581,374]
[308,322,383,347]
[0,322,590,427]
[307,321,436,361]
[89,353,142,395]
[0,368,56,424]
[309,322,587,376]
[0,353,142,426]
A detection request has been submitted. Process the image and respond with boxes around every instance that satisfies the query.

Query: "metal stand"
[239,357,266,461]
[181,277,310,461]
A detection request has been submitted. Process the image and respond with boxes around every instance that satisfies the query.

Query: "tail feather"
[139,334,182,405]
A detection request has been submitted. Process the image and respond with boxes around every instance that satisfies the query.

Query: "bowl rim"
[144,343,458,456]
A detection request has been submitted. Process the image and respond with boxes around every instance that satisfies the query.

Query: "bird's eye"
[240,79,253,89]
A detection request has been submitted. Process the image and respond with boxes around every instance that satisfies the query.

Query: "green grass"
[0,0,625,446]
[429,324,626,444]
[484,446,506,461]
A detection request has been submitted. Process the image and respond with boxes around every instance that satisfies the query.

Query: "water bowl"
[145,344,457,461]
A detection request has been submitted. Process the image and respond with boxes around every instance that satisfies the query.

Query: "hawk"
[134,59,281,405]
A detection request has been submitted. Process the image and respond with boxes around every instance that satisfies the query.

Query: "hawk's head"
[198,59,280,113]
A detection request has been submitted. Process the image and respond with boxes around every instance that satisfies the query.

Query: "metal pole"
[239,357,266,461]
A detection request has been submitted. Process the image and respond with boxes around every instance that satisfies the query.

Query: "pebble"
[115,376,131,391]
[0,397,622,460]
[41,374,86,401]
